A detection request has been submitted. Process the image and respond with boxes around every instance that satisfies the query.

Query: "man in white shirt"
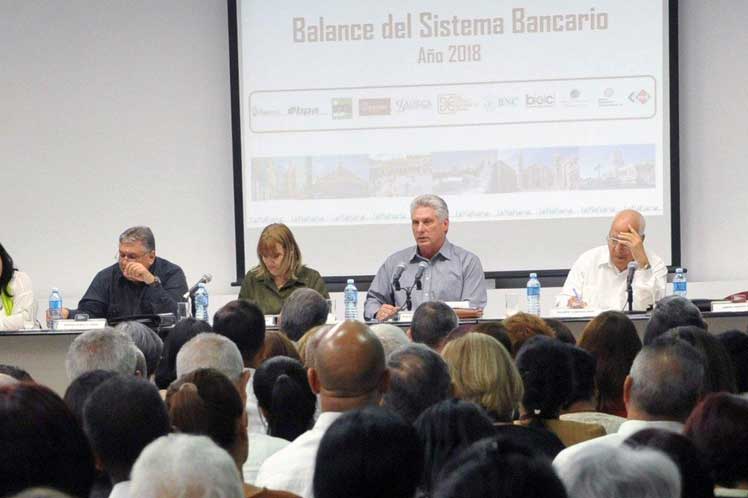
[255,320,390,498]
[556,210,667,311]
[553,338,706,470]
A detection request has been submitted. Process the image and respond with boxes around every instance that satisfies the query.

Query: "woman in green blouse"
[238,223,329,315]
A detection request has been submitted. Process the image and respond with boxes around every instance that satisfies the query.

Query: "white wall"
[1,0,747,307]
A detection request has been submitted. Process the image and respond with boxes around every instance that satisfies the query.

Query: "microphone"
[392,263,406,291]
[414,262,428,290]
[626,261,638,286]
[184,274,213,298]
[625,262,638,313]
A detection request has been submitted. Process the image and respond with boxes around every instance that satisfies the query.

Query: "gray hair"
[176,333,244,383]
[131,434,243,498]
[9,489,75,498]
[411,301,458,350]
[119,226,155,252]
[133,347,148,377]
[557,445,680,498]
[115,321,163,377]
[0,373,18,386]
[644,296,707,344]
[629,338,705,420]
[65,328,138,381]
[410,194,449,220]
[370,324,411,357]
[279,288,328,342]
[382,343,452,424]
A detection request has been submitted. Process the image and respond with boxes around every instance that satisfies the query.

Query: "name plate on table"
[710,301,748,312]
[445,301,471,309]
[398,311,414,322]
[53,319,107,331]
[548,308,602,319]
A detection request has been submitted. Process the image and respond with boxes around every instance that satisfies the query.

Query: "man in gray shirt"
[364,194,487,321]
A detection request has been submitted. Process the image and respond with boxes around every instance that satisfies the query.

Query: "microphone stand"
[626,281,634,313]
[398,277,423,312]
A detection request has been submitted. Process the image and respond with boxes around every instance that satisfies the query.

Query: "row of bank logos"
[250,87,652,120]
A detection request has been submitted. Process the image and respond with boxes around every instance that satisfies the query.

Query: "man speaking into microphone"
[364,194,487,321]
[556,210,667,311]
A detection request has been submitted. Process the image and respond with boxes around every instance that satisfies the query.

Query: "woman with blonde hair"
[239,224,328,315]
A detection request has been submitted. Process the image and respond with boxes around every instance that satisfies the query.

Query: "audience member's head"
[410,301,458,351]
[154,317,212,389]
[578,310,642,415]
[515,336,573,423]
[717,330,748,393]
[63,369,118,426]
[9,489,75,498]
[0,374,18,386]
[0,383,95,497]
[257,330,301,363]
[502,312,555,355]
[130,434,244,498]
[370,323,411,357]
[83,375,170,483]
[65,328,137,380]
[644,295,707,344]
[133,347,147,377]
[212,299,266,367]
[175,333,249,393]
[278,288,328,342]
[297,324,331,368]
[382,343,452,424]
[414,399,495,496]
[564,346,597,410]
[114,321,163,379]
[556,444,681,498]
[314,407,422,498]
[685,393,748,489]
[626,336,705,421]
[442,332,523,423]
[308,320,389,412]
[626,429,715,498]
[467,321,513,352]
[166,368,246,470]
[545,318,577,344]
[0,364,33,382]
[434,436,568,498]
[253,356,316,441]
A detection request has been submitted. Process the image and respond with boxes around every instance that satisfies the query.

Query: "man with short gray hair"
[60,226,188,320]
[364,194,487,321]
[176,332,250,400]
[279,288,328,341]
[65,328,139,380]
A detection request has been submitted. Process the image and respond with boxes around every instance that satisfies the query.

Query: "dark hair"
[258,330,301,363]
[0,383,95,497]
[0,364,33,382]
[493,424,565,460]
[115,321,163,378]
[63,370,118,427]
[213,300,266,364]
[83,375,170,479]
[470,321,513,352]
[626,429,715,498]
[383,344,452,424]
[644,296,707,345]
[545,318,577,345]
[0,242,16,297]
[579,311,642,414]
[684,393,748,487]
[565,346,597,408]
[314,407,422,498]
[515,336,573,423]
[166,368,244,452]
[411,301,458,349]
[414,399,495,496]
[154,318,212,389]
[717,330,748,393]
[434,435,568,498]
[278,288,328,342]
[253,356,315,441]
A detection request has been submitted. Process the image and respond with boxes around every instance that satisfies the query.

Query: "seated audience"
[296,324,331,368]
[131,434,244,498]
[65,328,139,380]
[644,295,707,344]
[258,331,301,363]
[314,407,422,498]
[0,241,34,331]
[176,333,250,397]
[556,445,681,498]
[685,393,748,496]
[441,333,522,423]
[414,399,495,497]
[0,364,33,382]
[83,375,170,498]
[278,289,328,342]
[578,310,642,417]
[502,312,554,355]
[0,383,95,497]
[717,330,748,394]
[515,337,606,446]
[382,343,452,424]
[370,323,411,357]
[154,317,212,389]
[469,321,513,353]
[545,318,577,344]
[114,320,163,381]
[409,301,458,352]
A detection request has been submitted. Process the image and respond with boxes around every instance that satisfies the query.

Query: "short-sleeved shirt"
[239,266,329,315]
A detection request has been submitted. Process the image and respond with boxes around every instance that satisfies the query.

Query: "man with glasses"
[556,210,666,311]
[60,226,188,320]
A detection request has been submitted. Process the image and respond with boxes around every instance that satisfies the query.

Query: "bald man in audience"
[557,209,667,311]
[255,320,389,498]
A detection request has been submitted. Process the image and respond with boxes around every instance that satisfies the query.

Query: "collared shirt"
[556,245,667,311]
[255,411,343,498]
[239,266,329,316]
[72,257,188,320]
[364,239,487,320]
[108,480,131,498]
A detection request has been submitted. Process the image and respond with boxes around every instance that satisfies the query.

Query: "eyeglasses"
[116,251,152,261]
[605,236,626,247]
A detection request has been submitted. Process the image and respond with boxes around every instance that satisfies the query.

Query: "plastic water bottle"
[194,283,209,322]
[344,279,358,320]
[48,288,63,329]
[526,273,541,316]
[673,268,687,298]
